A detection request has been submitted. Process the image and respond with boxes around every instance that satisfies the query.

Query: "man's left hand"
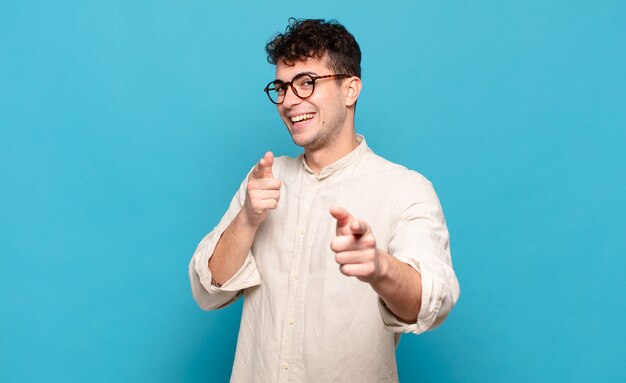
[330,207,388,283]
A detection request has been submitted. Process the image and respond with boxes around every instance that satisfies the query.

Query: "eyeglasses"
[263,73,351,104]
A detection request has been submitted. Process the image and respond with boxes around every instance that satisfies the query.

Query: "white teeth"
[290,113,314,123]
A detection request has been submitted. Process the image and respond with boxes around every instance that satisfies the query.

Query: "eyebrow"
[274,71,318,83]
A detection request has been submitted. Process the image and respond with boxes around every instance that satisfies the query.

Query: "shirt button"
[283,364,289,370]
[288,319,294,325]
[299,228,306,235]
[293,273,300,280]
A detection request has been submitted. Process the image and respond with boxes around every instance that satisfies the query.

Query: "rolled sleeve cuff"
[189,221,262,311]
[194,246,261,294]
[378,258,448,334]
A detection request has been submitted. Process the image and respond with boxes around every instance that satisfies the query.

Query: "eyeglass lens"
[267,74,315,104]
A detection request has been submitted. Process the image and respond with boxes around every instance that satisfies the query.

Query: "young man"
[189,19,460,382]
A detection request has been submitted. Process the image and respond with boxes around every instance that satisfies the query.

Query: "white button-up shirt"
[189,137,460,382]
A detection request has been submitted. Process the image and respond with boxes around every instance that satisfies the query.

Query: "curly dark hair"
[265,18,361,78]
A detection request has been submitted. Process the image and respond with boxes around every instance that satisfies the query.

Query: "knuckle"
[363,235,376,248]
[334,253,342,264]
[339,265,349,276]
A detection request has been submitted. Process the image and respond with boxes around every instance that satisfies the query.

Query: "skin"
[209,55,422,323]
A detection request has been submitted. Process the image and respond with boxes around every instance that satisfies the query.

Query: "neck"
[304,127,359,175]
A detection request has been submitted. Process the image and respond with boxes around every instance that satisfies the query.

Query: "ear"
[344,76,362,107]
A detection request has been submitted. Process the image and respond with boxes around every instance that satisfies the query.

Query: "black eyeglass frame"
[263,73,352,104]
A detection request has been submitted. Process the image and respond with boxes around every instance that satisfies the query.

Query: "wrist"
[373,248,392,285]
[235,209,261,232]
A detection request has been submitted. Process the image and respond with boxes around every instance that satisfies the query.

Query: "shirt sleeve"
[379,173,460,334]
[188,174,262,311]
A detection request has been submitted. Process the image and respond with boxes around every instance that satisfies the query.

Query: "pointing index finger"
[330,207,351,228]
[251,151,274,179]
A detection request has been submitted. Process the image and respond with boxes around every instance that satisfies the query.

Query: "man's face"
[275,55,349,152]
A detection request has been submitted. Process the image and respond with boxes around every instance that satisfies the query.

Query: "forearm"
[209,210,258,285]
[371,250,422,323]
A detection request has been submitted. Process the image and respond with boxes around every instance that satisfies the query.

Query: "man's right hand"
[209,152,279,283]
[242,151,281,228]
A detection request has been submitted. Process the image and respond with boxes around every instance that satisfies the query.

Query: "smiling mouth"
[289,113,315,124]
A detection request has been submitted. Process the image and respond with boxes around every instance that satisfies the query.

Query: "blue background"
[1,1,624,382]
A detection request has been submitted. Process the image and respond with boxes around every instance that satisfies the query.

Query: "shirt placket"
[277,173,320,382]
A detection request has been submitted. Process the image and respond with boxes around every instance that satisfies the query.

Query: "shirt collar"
[301,135,368,179]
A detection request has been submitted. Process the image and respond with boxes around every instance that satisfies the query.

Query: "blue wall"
[1,1,624,382]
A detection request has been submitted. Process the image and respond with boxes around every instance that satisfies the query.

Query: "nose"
[281,84,302,108]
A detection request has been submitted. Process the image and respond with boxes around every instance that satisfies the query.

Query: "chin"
[290,136,312,148]
[287,128,309,144]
